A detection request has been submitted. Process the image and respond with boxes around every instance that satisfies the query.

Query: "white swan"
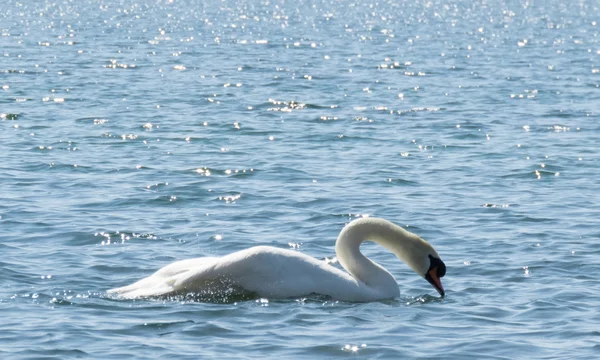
[108,217,446,302]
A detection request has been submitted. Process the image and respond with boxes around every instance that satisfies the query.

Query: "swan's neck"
[335,218,430,298]
[333,219,400,297]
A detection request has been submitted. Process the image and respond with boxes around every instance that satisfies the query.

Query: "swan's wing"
[108,257,219,298]
[108,246,372,300]
[221,246,364,299]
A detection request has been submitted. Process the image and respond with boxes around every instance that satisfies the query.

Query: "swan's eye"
[427,254,446,278]
[437,261,446,278]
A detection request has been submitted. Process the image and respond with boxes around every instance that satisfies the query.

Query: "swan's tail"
[107,277,176,299]
[107,257,220,299]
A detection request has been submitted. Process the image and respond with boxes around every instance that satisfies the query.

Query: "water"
[1,0,599,358]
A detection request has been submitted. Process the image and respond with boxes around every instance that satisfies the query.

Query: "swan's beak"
[425,268,445,297]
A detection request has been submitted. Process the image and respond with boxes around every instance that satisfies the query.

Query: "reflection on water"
[2,0,600,358]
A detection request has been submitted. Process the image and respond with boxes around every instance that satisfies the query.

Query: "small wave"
[1,113,20,120]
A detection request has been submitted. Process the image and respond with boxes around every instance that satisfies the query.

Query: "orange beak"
[426,267,445,297]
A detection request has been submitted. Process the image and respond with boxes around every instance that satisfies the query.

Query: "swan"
[108,217,446,302]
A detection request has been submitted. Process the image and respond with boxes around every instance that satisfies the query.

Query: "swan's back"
[227,246,363,299]
[108,246,369,300]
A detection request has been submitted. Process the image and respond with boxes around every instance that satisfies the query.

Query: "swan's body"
[108,218,446,302]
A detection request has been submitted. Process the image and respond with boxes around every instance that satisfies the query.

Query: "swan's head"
[388,231,446,297]
[424,254,446,297]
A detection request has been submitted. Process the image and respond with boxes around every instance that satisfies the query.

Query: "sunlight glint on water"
[1,0,599,358]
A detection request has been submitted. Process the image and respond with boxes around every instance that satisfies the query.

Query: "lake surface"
[1,0,599,358]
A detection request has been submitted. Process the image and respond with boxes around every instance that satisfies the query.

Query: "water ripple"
[2,0,599,358]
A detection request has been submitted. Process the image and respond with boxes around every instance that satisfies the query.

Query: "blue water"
[2,0,600,358]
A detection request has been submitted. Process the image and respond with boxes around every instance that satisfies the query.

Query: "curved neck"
[334,218,409,298]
